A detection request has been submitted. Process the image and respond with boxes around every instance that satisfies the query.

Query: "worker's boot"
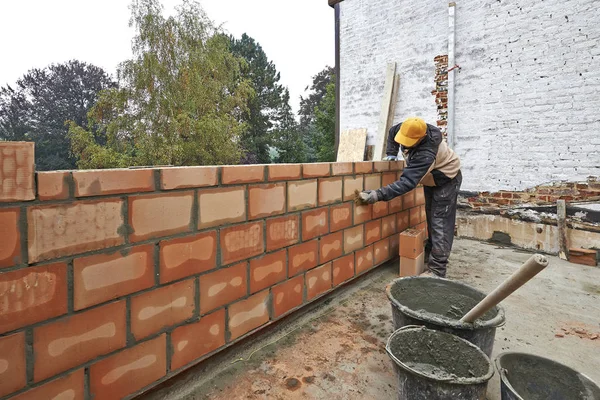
[419,270,439,278]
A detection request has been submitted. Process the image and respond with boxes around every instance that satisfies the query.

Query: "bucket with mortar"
[386,276,505,357]
[386,325,494,400]
[496,352,600,400]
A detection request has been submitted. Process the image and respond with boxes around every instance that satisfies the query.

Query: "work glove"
[383,155,398,161]
[354,190,379,206]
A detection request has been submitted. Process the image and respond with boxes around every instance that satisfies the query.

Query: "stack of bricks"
[0,142,426,400]
[432,54,449,137]
[398,229,426,277]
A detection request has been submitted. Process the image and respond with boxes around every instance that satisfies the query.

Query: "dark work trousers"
[423,171,462,277]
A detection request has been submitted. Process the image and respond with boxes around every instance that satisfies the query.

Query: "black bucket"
[386,277,505,357]
[386,326,494,400]
[496,352,600,400]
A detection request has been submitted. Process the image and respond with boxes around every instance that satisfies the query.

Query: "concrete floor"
[144,239,600,400]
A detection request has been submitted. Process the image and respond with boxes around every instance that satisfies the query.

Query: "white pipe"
[447,2,456,149]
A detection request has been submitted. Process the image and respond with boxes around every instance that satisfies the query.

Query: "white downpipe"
[447,2,456,148]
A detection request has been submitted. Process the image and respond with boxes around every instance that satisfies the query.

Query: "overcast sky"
[0,0,334,113]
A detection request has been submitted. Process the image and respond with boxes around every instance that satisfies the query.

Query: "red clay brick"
[129,192,193,242]
[343,176,363,201]
[198,186,246,229]
[344,225,364,254]
[222,165,265,184]
[332,254,355,286]
[268,164,302,181]
[0,208,20,268]
[389,196,403,213]
[266,215,299,251]
[374,238,391,265]
[302,208,329,240]
[354,162,373,175]
[288,240,318,276]
[318,177,342,205]
[353,203,372,225]
[373,161,390,172]
[0,262,67,334]
[161,166,218,190]
[272,275,304,318]
[27,199,125,263]
[331,162,353,176]
[382,214,397,238]
[11,369,84,400]
[399,229,425,259]
[200,262,247,314]
[221,222,264,265]
[355,246,374,274]
[397,210,410,232]
[330,203,353,232]
[416,222,428,236]
[73,169,154,197]
[159,231,217,283]
[37,171,70,200]
[131,279,195,340]
[410,207,420,227]
[382,172,397,187]
[400,253,425,277]
[73,245,154,310]
[364,173,381,190]
[302,163,330,178]
[365,220,382,245]
[170,309,225,371]
[287,180,318,211]
[90,334,166,400]
[248,183,285,220]
[0,142,35,202]
[33,301,126,382]
[373,201,389,218]
[420,205,427,223]
[306,263,332,300]
[319,232,343,263]
[250,250,287,294]
[0,332,25,397]
[228,291,270,340]
[403,191,416,209]
[390,160,405,171]
[415,186,425,206]
[390,233,400,256]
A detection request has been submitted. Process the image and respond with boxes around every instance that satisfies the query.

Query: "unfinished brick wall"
[0,142,426,400]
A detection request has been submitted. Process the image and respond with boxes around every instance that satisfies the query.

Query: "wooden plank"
[557,200,568,260]
[568,248,597,267]
[372,63,397,161]
[381,73,400,160]
[337,129,368,162]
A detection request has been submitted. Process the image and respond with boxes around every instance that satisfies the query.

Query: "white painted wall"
[339,0,600,192]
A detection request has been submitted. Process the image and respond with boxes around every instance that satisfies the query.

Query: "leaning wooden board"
[337,129,368,162]
[372,63,397,161]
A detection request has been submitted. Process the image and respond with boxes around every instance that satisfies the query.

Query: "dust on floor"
[143,239,600,400]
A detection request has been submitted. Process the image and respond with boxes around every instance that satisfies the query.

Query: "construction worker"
[356,117,461,277]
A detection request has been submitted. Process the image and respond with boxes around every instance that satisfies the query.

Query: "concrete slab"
[142,239,600,400]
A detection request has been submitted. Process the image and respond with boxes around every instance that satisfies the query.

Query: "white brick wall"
[339,0,600,192]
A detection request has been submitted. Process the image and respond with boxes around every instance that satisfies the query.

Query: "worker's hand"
[354,190,379,206]
[383,155,398,161]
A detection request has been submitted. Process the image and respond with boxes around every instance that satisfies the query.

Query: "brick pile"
[398,229,426,277]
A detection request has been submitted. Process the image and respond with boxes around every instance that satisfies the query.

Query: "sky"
[0,0,334,113]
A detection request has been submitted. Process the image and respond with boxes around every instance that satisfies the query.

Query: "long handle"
[460,254,549,323]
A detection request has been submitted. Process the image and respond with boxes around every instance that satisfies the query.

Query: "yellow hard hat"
[395,117,427,147]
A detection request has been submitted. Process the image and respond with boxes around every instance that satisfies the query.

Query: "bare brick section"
[250,249,287,294]
[330,203,352,232]
[355,245,374,274]
[0,332,25,397]
[415,186,425,206]
[90,334,166,400]
[200,262,247,314]
[171,309,226,370]
[27,199,125,263]
[397,210,410,232]
[365,220,382,245]
[344,225,364,254]
[354,203,372,225]
[288,240,318,276]
[403,191,416,209]
[343,176,363,201]
[0,142,35,202]
[73,169,155,197]
[248,183,286,220]
[228,291,270,340]
[364,174,381,190]
[319,232,343,263]
[222,165,265,184]
[389,196,403,213]
[302,208,329,240]
[37,171,70,200]
[33,301,126,382]
[420,205,426,224]
[129,192,193,242]
[318,177,343,205]
[221,222,264,265]
[11,370,84,400]
[272,275,304,318]
[382,172,397,187]
[287,180,318,211]
[373,161,390,172]
[333,254,355,286]
[73,245,154,310]
[268,164,302,181]
[373,201,389,218]
[130,279,195,339]
[399,229,425,259]
[354,162,373,174]
[159,231,217,283]
[382,214,397,238]
[0,262,67,334]
[302,163,330,178]
[266,215,299,251]
[374,238,391,265]
[0,208,20,268]
[390,160,405,171]
[410,207,420,227]
[198,186,246,229]
[331,162,353,176]
[161,166,218,190]
[306,263,332,300]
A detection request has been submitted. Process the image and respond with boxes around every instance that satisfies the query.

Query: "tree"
[229,33,285,164]
[0,61,115,170]
[314,79,336,162]
[273,89,306,163]
[69,0,252,169]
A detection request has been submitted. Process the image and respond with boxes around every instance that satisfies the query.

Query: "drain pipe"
[447,2,456,148]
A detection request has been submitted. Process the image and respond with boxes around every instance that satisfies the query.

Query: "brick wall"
[339,0,600,192]
[0,142,426,400]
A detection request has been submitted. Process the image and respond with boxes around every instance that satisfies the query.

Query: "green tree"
[69,0,252,169]
[273,89,306,163]
[314,79,336,162]
[0,61,115,170]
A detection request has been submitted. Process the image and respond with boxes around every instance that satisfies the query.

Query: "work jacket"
[376,123,461,202]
